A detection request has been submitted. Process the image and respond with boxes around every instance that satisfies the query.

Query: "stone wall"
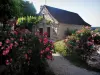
[57,23,83,40]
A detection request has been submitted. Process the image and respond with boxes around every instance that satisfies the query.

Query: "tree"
[22,1,36,16]
[0,0,23,23]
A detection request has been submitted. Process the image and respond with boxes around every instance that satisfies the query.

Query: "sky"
[25,0,100,27]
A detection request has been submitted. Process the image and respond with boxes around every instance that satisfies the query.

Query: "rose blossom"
[3,49,10,55]
[43,38,48,45]
[6,39,10,44]
[0,42,2,46]
[46,55,52,60]
[19,37,23,41]
[24,54,28,59]
[5,60,10,65]
[45,47,50,51]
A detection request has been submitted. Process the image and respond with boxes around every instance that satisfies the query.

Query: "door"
[47,27,50,38]
[39,28,43,35]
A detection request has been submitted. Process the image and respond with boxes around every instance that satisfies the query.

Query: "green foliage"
[22,1,36,16]
[17,16,43,31]
[46,20,52,25]
[17,16,43,25]
[54,41,67,56]
[0,0,23,22]
[0,0,36,23]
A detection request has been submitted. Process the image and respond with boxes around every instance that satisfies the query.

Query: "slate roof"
[44,5,90,26]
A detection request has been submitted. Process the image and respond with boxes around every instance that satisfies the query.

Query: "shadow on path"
[47,53,100,75]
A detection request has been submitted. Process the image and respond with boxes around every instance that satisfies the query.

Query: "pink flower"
[3,48,10,55]
[45,47,50,51]
[35,32,39,36]
[24,54,28,59]
[46,55,52,60]
[5,60,10,65]
[14,31,18,35]
[51,45,54,48]
[2,51,6,55]
[10,38,14,41]
[85,26,90,29]
[40,50,44,54]
[19,37,23,41]
[0,42,2,46]
[6,39,10,44]
[10,43,13,49]
[87,41,93,46]
[43,32,48,37]
[43,38,48,45]
[39,39,42,43]
[50,51,52,54]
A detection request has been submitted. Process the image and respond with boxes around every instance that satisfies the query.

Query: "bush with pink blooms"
[0,25,54,75]
[65,26,100,61]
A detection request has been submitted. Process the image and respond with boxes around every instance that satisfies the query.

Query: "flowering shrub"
[65,26,100,61]
[54,41,67,56]
[0,25,53,75]
[36,32,54,60]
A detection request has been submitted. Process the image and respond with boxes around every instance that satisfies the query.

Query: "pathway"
[47,53,100,75]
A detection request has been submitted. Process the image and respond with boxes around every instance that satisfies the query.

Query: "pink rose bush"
[35,32,54,60]
[0,25,54,75]
[65,26,100,61]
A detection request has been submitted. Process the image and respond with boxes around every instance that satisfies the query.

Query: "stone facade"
[36,6,86,40]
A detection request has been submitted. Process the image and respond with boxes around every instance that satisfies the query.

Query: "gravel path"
[47,53,100,75]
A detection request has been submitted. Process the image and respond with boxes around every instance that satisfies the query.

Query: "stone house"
[36,5,90,40]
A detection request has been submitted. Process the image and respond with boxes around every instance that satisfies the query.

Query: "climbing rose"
[14,31,18,35]
[87,41,93,46]
[20,37,23,41]
[10,43,13,49]
[3,48,10,55]
[6,39,10,44]
[45,47,50,51]
[5,60,10,65]
[43,32,48,37]
[46,55,52,60]
[40,50,44,54]
[39,39,42,43]
[43,38,48,45]
[24,54,28,59]
[85,26,90,29]
[0,42,2,46]
[10,38,14,41]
